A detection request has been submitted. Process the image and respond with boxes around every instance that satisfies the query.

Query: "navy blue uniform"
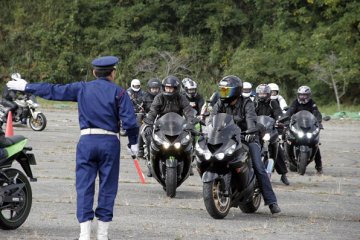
[24,78,138,223]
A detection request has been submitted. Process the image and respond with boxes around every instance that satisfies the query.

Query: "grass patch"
[319,104,360,116]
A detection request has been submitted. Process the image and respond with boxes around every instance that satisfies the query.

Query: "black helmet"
[255,84,271,102]
[162,75,180,100]
[147,78,161,96]
[218,75,242,104]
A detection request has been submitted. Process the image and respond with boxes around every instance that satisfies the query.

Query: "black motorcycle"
[284,110,329,175]
[257,115,279,178]
[146,112,193,198]
[0,135,37,229]
[195,113,261,219]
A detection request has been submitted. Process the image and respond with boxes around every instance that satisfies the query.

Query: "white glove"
[7,78,28,91]
[127,144,139,156]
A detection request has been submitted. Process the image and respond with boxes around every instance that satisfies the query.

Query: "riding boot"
[97,220,110,240]
[78,220,91,240]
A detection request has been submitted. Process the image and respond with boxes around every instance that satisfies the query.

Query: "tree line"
[0,0,359,109]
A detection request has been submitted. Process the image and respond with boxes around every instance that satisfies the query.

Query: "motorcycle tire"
[298,152,308,175]
[165,167,177,198]
[239,186,262,213]
[29,113,47,131]
[203,180,230,219]
[0,169,32,230]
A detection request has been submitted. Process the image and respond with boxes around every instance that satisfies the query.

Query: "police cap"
[91,56,119,70]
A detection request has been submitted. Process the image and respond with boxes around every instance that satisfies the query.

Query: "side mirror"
[283,106,289,111]
[11,72,21,80]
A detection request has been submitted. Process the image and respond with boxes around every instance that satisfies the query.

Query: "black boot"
[269,203,281,214]
[316,166,323,175]
[280,174,290,185]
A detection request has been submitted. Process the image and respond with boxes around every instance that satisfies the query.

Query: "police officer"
[141,75,195,176]
[7,56,139,240]
[210,75,281,214]
[285,85,324,174]
[137,78,161,160]
[254,84,290,185]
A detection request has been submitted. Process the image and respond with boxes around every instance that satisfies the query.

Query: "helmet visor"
[219,86,237,99]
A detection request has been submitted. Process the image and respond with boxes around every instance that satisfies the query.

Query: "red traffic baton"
[132,155,146,184]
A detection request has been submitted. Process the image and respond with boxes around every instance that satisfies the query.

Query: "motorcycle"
[284,110,330,175]
[0,73,47,131]
[146,112,193,198]
[195,113,261,219]
[0,135,37,229]
[257,115,279,178]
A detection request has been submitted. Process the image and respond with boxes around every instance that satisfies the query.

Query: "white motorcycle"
[0,73,47,131]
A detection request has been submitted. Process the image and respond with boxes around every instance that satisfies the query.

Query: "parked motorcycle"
[195,113,261,219]
[0,135,37,229]
[146,112,193,198]
[0,73,47,131]
[284,110,329,175]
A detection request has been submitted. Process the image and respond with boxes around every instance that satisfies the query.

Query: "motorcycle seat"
[0,135,26,148]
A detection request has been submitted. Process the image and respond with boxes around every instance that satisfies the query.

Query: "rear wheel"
[0,169,32,230]
[298,152,308,175]
[165,167,177,198]
[203,179,230,219]
[29,113,46,131]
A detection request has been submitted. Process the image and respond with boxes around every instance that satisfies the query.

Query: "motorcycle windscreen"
[293,110,318,129]
[155,112,186,136]
[257,115,275,130]
[207,113,237,145]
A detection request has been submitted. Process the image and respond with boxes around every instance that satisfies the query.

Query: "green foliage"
[0,0,359,105]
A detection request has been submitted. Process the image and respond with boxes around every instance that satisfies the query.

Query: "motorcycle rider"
[285,85,324,174]
[127,79,144,112]
[182,78,205,115]
[254,84,290,185]
[268,83,288,113]
[0,86,27,126]
[141,75,195,177]
[137,78,162,160]
[209,75,281,214]
[242,82,255,101]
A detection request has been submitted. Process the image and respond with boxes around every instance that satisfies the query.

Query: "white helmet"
[268,83,280,100]
[242,82,252,98]
[184,79,198,98]
[297,85,311,104]
[131,79,141,92]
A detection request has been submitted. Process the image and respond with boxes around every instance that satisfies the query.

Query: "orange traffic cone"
[5,111,14,137]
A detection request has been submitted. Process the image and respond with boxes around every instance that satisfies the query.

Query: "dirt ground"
[1,108,359,240]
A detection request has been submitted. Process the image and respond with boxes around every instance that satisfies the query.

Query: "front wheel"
[0,169,32,230]
[29,113,47,131]
[203,179,230,219]
[298,152,308,175]
[165,167,177,198]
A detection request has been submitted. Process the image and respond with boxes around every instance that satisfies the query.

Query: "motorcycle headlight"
[306,133,313,139]
[312,127,320,135]
[174,142,181,149]
[181,133,191,145]
[297,131,304,138]
[215,152,225,160]
[262,133,271,141]
[204,152,212,160]
[163,142,171,149]
[225,143,236,155]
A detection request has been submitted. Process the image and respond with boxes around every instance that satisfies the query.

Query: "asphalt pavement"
[1,108,359,240]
